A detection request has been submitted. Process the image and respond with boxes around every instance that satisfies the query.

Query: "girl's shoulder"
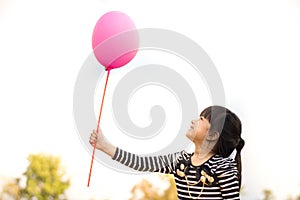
[208,154,238,175]
[175,151,235,165]
[210,154,236,164]
[175,150,191,162]
[175,152,237,171]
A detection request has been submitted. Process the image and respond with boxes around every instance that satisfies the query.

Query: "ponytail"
[235,138,245,190]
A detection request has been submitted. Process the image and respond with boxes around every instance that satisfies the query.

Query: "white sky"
[1,0,300,199]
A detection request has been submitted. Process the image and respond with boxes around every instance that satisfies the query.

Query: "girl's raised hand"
[89,129,116,157]
[89,129,104,150]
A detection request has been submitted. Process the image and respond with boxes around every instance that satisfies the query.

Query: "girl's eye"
[200,116,203,120]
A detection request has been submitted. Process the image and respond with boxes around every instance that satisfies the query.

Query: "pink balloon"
[92,11,139,70]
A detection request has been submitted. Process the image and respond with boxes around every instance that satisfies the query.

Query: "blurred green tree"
[0,153,70,200]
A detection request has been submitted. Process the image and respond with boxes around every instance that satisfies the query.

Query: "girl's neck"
[192,145,214,166]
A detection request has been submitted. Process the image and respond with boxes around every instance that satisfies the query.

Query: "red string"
[87,69,111,187]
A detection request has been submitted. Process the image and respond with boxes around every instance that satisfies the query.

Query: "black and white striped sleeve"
[112,147,181,174]
[216,158,240,199]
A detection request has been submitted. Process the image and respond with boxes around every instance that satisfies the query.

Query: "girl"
[89,105,244,199]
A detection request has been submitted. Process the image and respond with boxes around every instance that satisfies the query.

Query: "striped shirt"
[112,148,240,200]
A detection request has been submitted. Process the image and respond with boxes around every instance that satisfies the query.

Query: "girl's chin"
[185,130,194,141]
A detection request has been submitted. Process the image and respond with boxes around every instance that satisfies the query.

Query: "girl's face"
[186,116,211,143]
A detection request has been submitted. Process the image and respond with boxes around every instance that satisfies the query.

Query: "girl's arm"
[112,147,180,173]
[89,129,180,173]
[217,159,240,199]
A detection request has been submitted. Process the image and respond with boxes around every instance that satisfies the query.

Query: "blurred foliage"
[1,153,70,200]
[129,174,177,200]
[262,189,274,200]
[1,178,22,200]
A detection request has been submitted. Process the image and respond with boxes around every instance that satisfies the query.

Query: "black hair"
[200,105,244,189]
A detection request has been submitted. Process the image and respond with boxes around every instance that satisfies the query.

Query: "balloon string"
[87,69,111,187]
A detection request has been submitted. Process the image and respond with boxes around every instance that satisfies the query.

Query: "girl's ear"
[206,131,220,142]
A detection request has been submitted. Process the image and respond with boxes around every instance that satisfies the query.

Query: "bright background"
[1,0,300,199]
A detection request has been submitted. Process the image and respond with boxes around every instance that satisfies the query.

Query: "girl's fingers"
[89,132,98,144]
[90,136,95,143]
[89,129,101,146]
[91,132,97,138]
